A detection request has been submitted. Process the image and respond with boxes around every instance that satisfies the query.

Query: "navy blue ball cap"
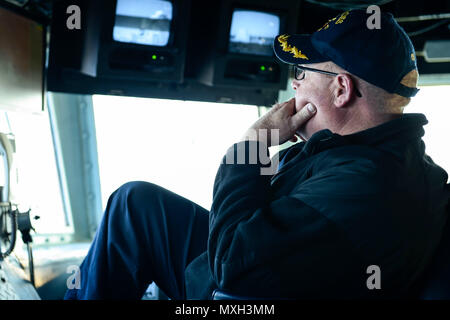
[273,9,420,98]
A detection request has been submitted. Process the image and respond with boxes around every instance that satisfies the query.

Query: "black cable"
[0,206,17,259]
[16,209,35,286]
[407,19,450,37]
[26,242,35,287]
[0,206,35,286]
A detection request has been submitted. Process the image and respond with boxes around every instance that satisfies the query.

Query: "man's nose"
[291,79,301,90]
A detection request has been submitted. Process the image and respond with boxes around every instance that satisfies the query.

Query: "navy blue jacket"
[185,113,450,299]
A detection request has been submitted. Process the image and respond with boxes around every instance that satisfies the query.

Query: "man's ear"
[333,73,356,108]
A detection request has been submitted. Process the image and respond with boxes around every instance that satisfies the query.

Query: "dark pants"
[64,181,210,300]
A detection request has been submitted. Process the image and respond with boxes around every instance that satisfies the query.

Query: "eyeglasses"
[294,65,362,98]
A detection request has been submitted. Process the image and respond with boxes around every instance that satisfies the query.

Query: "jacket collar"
[302,113,428,156]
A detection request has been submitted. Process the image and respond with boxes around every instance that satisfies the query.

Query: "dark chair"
[414,210,450,299]
[213,207,450,300]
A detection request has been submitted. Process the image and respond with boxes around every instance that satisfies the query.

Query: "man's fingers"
[274,98,295,112]
[291,103,316,128]
[285,98,296,113]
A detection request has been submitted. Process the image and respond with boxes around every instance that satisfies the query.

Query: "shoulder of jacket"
[313,144,390,170]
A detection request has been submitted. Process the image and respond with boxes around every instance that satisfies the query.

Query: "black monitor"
[190,0,300,90]
[113,0,173,47]
[0,3,45,113]
[96,0,190,83]
[228,9,281,57]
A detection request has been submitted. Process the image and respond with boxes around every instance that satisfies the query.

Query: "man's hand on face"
[241,98,317,147]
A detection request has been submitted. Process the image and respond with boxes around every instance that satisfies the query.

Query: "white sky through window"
[93,96,260,211]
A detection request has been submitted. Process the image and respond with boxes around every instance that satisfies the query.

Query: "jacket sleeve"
[208,141,388,296]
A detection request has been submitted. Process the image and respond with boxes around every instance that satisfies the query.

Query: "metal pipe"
[396,13,450,23]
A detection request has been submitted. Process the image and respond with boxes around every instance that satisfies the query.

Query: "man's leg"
[64,181,210,300]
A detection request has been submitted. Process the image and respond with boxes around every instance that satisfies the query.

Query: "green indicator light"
[260,66,266,71]
[152,55,157,60]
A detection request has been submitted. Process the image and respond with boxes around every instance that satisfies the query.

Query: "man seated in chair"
[65,9,450,300]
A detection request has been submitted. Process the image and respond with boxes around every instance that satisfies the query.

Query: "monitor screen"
[229,9,280,56]
[113,0,173,46]
[0,6,43,113]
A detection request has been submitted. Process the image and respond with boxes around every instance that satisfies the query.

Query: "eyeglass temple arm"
[295,66,362,97]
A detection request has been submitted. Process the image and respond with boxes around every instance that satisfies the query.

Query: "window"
[91,85,450,215]
[0,111,69,234]
[93,96,260,210]
[405,85,450,181]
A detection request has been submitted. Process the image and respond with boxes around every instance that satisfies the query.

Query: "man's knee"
[107,181,164,220]
[116,181,160,197]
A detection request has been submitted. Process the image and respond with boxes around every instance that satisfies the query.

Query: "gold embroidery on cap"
[336,11,349,24]
[278,35,309,60]
[317,11,349,31]
[317,16,337,31]
[411,53,415,61]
